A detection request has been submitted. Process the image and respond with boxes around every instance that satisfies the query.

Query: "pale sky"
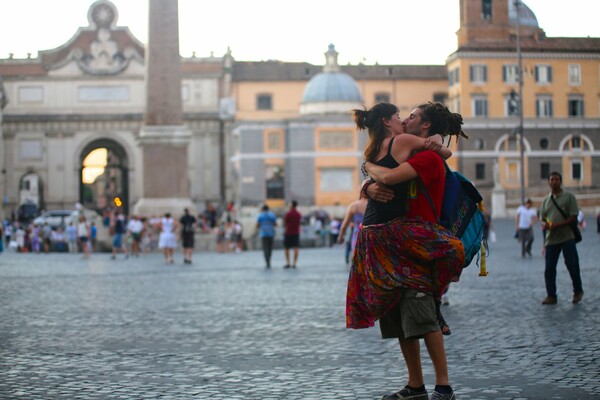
[1,0,599,66]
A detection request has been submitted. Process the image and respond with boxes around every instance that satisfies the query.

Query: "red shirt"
[284,208,302,235]
[406,150,445,223]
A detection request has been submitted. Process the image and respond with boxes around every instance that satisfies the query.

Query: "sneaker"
[382,386,428,400]
[284,264,290,269]
[542,296,557,305]
[572,291,584,304]
[431,389,456,400]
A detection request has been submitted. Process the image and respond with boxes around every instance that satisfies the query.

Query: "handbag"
[549,195,582,243]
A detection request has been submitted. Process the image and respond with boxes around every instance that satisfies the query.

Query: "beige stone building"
[0,0,229,220]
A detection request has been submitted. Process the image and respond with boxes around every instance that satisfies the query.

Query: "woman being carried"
[346,102,465,331]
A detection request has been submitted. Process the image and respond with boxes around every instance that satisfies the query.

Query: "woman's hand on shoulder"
[424,134,444,152]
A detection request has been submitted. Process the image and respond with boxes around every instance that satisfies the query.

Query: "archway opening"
[80,140,129,216]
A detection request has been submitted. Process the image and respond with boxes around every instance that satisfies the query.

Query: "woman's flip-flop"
[435,300,451,336]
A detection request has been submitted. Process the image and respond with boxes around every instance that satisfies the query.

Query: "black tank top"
[362,137,409,225]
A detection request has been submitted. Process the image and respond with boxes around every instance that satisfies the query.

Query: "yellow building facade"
[231,53,448,210]
[444,0,600,214]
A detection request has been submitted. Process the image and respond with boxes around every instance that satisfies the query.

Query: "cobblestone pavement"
[1,219,599,399]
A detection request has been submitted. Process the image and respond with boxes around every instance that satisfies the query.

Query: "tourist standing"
[90,222,97,253]
[77,215,90,259]
[127,215,144,257]
[540,171,584,305]
[256,204,277,268]
[111,211,128,260]
[159,212,177,264]
[66,222,78,254]
[338,197,368,263]
[180,208,197,264]
[283,201,302,269]
[516,198,538,257]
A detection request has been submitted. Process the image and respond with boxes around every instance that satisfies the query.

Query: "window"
[507,161,519,182]
[181,85,190,102]
[475,163,486,180]
[448,68,459,86]
[78,86,129,102]
[535,65,552,84]
[256,94,272,110]
[568,96,584,117]
[540,138,549,149]
[19,140,43,160]
[571,161,582,180]
[536,96,553,117]
[503,64,519,84]
[433,93,447,103]
[540,163,550,179]
[319,168,354,192]
[265,165,284,199]
[470,64,487,83]
[568,64,581,86]
[482,0,492,20]
[505,91,519,116]
[266,131,282,151]
[474,139,484,150]
[375,92,391,103]
[571,136,581,149]
[318,130,354,149]
[18,86,44,103]
[472,95,488,117]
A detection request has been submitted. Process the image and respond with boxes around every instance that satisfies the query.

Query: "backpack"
[422,162,487,271]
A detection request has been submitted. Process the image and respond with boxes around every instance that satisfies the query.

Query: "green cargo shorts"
[379,288,439,340]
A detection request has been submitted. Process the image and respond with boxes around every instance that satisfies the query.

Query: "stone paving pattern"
[1,219,599,399]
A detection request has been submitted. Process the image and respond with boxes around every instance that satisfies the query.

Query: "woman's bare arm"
[366,162,418,186]
[392,134,451,162]
[365,134,451,185]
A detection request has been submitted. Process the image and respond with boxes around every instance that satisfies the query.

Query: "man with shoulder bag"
[539,171,584,305]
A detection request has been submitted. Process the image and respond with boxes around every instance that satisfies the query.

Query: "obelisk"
[134,0,194,217]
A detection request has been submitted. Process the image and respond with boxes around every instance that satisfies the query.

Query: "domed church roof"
[508,0,539,28]
[300,44,363,115]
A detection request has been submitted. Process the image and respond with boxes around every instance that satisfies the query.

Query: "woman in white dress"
[158,212,177,264]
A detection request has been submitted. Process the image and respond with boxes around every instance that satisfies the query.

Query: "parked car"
[68,209,101,226]
[32,210,74,228]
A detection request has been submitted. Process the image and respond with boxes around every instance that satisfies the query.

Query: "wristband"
[361,161,368,178]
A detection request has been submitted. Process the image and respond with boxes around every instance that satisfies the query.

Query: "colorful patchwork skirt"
[346,218,465,329]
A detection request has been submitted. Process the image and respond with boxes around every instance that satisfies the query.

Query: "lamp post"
[515,0,526,205]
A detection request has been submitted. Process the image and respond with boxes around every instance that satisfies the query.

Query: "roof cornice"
[447,51,600,63]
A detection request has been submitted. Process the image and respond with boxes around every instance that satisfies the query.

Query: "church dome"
[300,44,363,115]
[508,1,539,28]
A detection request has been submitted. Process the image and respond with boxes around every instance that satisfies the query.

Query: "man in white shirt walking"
[516,198,538,257]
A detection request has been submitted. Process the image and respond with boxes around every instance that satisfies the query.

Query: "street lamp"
[515,0,526,205]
